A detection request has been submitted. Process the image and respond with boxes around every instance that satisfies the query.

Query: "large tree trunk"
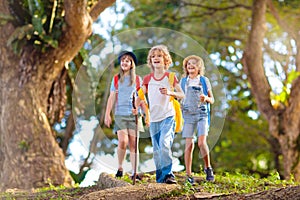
[0,0,116,191]
[243,0,300,181]
[281,76,300,180]
[0,69,73,189]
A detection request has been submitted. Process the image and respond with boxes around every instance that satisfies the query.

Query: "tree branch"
[178,1,251,21]
[267,0,300,133]
[181,1,252,10]
[242,0,275,121]
[90,0,116,21]
[267,0,300,71]
[267,0,297,39]
[43,0,116,82]
[287,76,300,132]
[60,0,93,59]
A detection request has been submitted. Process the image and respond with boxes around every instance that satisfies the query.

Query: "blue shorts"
[182,112,209,138]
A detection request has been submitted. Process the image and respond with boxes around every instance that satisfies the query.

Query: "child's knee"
[198,140,207,147]
[185,142,194,151]
[118,140,127,148]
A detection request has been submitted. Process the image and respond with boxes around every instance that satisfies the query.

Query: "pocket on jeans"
[199,106,207,115]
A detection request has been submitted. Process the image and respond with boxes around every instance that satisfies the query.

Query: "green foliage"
[0,13,14,25]
[287,70,300,84]
[69,170,89,184]
[6,0,101,54]
[213,110,272,176]
[120,171,299,199]
[199,171,296,194]
[6,24,35,54]
[270,70,300,108]
[124,0,252,52]
[18,140,30,151]
[124,0,182,30]
[7,0,65,54]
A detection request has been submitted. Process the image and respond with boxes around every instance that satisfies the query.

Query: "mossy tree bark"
[0,0,116,191]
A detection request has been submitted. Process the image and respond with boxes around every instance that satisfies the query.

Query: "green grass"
[200,171,295,194]
[156,170,298,199]
[0,171,298,199]
[120,171,298,199]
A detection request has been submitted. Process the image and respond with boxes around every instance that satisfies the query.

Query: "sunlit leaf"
[287,70,300,84]
[32,14,44,34]
[41,35,58,48]
[7,24,34,47]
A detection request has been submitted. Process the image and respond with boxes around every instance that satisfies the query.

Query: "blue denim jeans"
[150,116,175,183]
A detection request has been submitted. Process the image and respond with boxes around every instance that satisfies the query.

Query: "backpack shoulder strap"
[200,76,211,125]
[181,77,187,93]
[169,72,175,91]
[113,74,119,90]
[200,76,208,95]
[168,72,175,101]
[116,75,140,90]
[135,75,140,90]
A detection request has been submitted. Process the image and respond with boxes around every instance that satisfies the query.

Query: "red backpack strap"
[113,74,119,90]
[135,75,140,90]
[115,74,140,91]
[113,75,120,109]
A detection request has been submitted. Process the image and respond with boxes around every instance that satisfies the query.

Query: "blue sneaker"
[164,175,177,184]
[186,176,195,185]
[115,170,123,178]
[204,167,215,182]
[131,174,142,181]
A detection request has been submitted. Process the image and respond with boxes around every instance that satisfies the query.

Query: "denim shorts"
[114,115,137,133]
[182,111,209,138]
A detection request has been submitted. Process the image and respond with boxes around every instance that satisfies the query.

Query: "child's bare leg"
[198,135,211,168]
[185,138,194,176]
[117,130,129,170]
[128,129,138,173]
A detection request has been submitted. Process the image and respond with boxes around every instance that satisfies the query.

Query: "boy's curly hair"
[147,45,173,71]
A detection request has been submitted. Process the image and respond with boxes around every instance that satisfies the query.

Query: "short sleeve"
[110,78,116,92]
[204,76,212,92]
[143,74,152,92]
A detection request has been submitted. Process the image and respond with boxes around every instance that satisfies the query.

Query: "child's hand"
[159,87,168,95]
[145,113,150,127]
[132,108,138,115]
[141,101,150,127]
[104,115,112,127]
[200,94,206,102]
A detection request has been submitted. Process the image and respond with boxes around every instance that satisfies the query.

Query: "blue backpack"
[180,76,211,125]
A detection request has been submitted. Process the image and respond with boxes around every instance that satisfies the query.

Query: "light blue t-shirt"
[110,76,138,116]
